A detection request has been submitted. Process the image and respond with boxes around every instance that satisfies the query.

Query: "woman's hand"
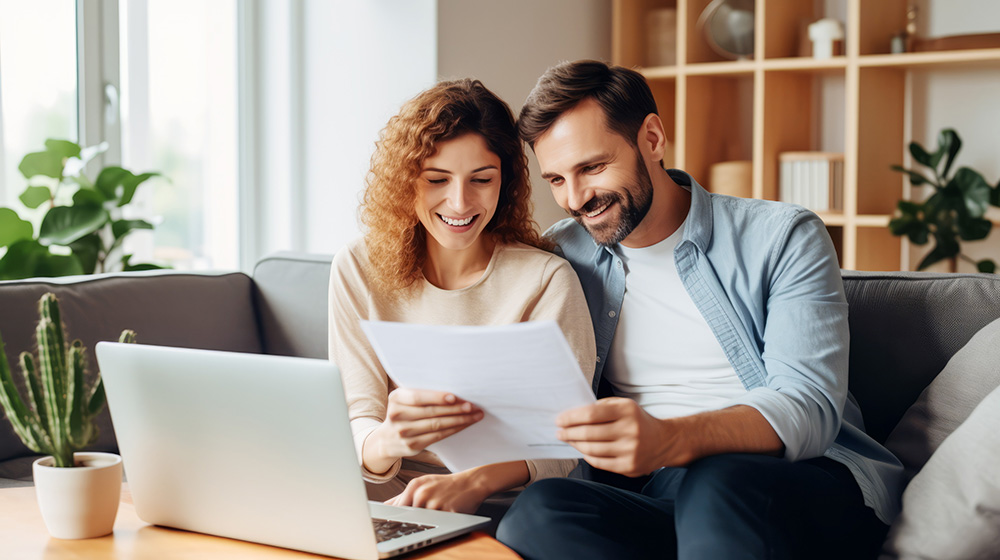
[385,461,529,514]
[363,388,483,475]
[385,471,491,514]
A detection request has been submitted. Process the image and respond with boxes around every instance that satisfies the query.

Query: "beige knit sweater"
[328,238,597,484]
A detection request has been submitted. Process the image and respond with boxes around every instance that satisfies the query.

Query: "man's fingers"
[565,440,622,458]
[557,423,619,443]
[556,398,633,427]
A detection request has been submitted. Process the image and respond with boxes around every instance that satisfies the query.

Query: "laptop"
[95,342,490,560]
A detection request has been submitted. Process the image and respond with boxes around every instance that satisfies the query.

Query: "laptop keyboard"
[372,518,437,543]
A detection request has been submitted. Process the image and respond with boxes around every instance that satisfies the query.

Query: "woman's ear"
[637,113,667,163]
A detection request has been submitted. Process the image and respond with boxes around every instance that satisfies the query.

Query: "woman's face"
[415,132,502,254]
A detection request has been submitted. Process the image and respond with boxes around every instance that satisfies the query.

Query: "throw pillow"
[881,383,1000,559]
[884,317,1000,480]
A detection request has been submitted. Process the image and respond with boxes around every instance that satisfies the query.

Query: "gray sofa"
[1,253,999,551]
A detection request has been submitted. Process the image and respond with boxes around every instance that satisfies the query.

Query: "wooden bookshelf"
[613,0,1000,270]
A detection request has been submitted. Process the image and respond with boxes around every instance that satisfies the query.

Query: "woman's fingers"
[387,388,481,422]
[400,413,482,438]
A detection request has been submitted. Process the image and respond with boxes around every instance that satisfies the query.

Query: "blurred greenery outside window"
[0,0,238,272]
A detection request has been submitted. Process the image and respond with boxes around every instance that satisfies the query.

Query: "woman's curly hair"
[361,79,548,293]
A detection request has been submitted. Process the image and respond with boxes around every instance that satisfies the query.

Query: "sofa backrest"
[0,271,262,463]
[842,270,1000,444]
[251,252,334,360]
[250,254,1000,447]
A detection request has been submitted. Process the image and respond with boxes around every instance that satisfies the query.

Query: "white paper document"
[359,320,596,472]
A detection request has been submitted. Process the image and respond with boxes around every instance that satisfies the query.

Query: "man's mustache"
[570,194,619,218]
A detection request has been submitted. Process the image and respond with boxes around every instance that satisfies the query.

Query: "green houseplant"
[889,128,1000,273]
[0,292,136,538]
[0,139,166,280]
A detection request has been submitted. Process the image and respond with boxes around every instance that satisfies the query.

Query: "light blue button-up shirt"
[546,169,903,524]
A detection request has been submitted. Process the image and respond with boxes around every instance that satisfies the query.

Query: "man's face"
[533,98,653,246]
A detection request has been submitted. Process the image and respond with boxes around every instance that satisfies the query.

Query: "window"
[0,0,239,271]
[0,0,78,206]
[119,0,239,270]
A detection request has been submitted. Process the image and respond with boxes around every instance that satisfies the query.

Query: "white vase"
[32,451,123,539]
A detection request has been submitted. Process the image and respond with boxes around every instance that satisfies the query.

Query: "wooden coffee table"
[1,484,521,559]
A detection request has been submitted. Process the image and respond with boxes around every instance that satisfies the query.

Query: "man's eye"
[583,163,605,173]
[549,177,564,186]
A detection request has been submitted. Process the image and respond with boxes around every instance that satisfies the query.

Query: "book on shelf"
[778,152,844,213]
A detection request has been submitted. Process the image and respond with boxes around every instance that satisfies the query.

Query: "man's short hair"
[518,60,659,149]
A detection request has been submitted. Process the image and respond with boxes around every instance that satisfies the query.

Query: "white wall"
[436,0,612,231]
[300,0,438,256]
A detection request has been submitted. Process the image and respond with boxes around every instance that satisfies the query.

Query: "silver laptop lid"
[96,342,380,560]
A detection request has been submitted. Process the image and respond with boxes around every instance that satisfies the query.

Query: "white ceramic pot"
[32,451,123,539]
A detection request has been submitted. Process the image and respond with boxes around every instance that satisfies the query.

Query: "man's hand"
[556,397,690,477]
[557,400,786,477]
[363,388,483,475]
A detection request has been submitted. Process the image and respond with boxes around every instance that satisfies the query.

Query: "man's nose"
[565,179,593,213]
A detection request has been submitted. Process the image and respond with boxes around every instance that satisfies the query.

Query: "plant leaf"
[118,172,160,206]
[19,186,52,209]
[72,187,109,208]
[38,206,110,246]
[68,234,102,274]
[950,167,991,218]
[111,219,153,239]
[95,167,132,200]
[0,208,33,248]
[0,239,48,280]
[18,151,63,180]
[978,259,997,274]
[917,233,960,270]
[909,141,933,168]
[890,165,930,187]
[123,261,166,272]
[956,216,992,241]
[938,129,962,179]
[44,139,82,160]
[35,254,84,277]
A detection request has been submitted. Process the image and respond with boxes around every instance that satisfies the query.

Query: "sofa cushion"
[842,271,1000,443]
[881,384,1000,559]
[884,317,1000,480]
[0,271,263,465]
[252,252,334,359]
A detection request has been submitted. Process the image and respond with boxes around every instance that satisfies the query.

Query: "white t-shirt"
[607,220,746,419]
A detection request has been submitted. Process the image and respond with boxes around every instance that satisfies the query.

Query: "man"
[496,60,903,559]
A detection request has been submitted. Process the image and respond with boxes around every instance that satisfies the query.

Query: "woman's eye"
[472,177,494,184]
[427,178,448,185]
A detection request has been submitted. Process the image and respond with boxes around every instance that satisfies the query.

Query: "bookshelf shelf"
[613,0,1000,271]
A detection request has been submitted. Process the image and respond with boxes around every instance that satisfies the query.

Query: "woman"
[328,79,596,515]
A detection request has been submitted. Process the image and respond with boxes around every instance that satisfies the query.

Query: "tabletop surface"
[1,485,521,560]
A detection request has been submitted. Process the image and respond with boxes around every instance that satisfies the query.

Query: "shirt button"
[608,310,616,318]
[616,260,622,268]
[596,356,601,362]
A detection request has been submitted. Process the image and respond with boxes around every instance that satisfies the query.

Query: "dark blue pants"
[496,454,887,560]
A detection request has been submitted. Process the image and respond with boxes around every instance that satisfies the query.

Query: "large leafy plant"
[0,139,165,280]
[889,129,1000,273]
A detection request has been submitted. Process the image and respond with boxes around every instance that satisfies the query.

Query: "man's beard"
[571,152,654,246]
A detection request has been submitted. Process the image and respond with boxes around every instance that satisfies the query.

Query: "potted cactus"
[0,292,136,539]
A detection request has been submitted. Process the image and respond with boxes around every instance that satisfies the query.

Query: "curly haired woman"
[328,79,596,517]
